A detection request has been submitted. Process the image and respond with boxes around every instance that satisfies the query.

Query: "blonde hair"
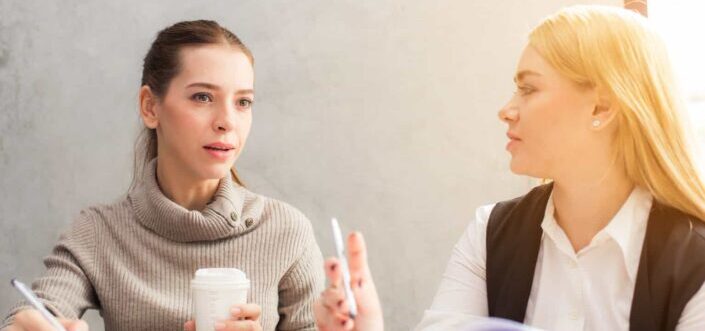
[529,5,705,221]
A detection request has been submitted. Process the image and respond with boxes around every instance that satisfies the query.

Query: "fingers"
[314,232,372,331]
[347,232,370,277]
[229,304,261,321]
[313,297,329,328]
[321,287,348,314]
[214,319,262,331]
[313,297,354,331]
[60,319,88,331]
[183,320,195,331]
[13,309,55,331]
[314,282,354,331]
[12,310,88,331]
[185,304,261,331]
[324,258,343,288]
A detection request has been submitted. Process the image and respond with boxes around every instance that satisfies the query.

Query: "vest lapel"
[486,183,553,322]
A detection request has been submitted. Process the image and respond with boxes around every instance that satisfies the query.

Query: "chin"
[508,157,525,174]
[509,157,536,177]
[509,158,550,180]
[197,163,234,180]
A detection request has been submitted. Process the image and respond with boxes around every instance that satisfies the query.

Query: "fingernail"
[214,322,226,330]
[231,307,241,315]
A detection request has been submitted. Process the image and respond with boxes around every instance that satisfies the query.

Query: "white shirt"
[415,187,705,331]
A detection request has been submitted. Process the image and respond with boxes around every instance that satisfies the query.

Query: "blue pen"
[11,279,68,331]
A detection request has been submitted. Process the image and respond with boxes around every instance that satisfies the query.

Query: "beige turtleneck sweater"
[2,159,325,331]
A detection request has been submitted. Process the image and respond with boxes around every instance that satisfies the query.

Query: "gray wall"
[0,0,618,330]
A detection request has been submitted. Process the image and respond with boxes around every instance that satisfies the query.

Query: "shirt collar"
[541,185,653,281]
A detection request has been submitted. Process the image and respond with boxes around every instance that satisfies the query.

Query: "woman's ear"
[591,90,618,130]
[139,85,159,129]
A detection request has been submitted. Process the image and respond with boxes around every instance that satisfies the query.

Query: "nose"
[498,101,519,124]
[213,102,237,133]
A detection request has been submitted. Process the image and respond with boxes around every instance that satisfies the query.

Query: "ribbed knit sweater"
[2,159,325,331]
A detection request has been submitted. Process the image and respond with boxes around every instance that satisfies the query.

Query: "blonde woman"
[313,6,705,331]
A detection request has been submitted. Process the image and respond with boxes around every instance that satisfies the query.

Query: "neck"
[155,156,220,211]
[551,162,634,252]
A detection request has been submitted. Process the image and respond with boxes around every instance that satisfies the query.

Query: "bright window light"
[649,1,705,169]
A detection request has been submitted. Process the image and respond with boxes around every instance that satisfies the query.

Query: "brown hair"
[132,20,253,190]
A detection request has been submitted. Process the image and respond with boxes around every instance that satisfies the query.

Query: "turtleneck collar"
[128,158,264,242]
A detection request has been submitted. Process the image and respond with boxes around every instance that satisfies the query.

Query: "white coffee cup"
[191,268,250,331]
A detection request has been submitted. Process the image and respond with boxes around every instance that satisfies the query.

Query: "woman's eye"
[515,86,535,95]
[237,98,253,109]
[192,93,213,103]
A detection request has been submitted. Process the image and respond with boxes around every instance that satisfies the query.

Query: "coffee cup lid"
[191,268,249,287]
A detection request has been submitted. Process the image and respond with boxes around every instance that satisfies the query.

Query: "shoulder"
[649,201,705,248]
[48,197,131,268]
[240,188,315,239]
[681,211,705,243]
[457,203,496,254]
[72,196,133,232]
[55,197,138,255]
[62,197,131,240]
[468,203,495,235]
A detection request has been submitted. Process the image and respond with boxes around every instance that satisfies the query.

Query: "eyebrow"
[185,82,254,94]
[513,70,542,83]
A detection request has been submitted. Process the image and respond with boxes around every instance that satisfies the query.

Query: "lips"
[506,132,521,141]
[204,146,232,151]
[204,142,235,151]
[506,132,521,151]
[203,142,236,161]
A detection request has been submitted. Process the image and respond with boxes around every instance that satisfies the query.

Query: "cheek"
[160,103,210,145]
[524,92,584,150]
[236,113,253,143]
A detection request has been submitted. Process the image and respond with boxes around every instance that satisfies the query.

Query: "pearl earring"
[592,119,601,128]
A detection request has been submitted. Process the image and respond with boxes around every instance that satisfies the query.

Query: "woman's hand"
[183,303,262,331]
[5,309,88,331]
[314,232,384,331]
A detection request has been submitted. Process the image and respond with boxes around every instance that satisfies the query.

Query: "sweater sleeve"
[1,210,99,329]
[276,222,325,331]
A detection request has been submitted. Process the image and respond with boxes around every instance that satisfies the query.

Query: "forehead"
[175,45,254,89]
[515,45,554,81]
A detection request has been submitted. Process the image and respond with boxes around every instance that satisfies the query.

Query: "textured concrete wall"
[0,0,618,329]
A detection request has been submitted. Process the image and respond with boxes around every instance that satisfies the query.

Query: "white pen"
[11,279,68,331]
[331,218,358,319]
